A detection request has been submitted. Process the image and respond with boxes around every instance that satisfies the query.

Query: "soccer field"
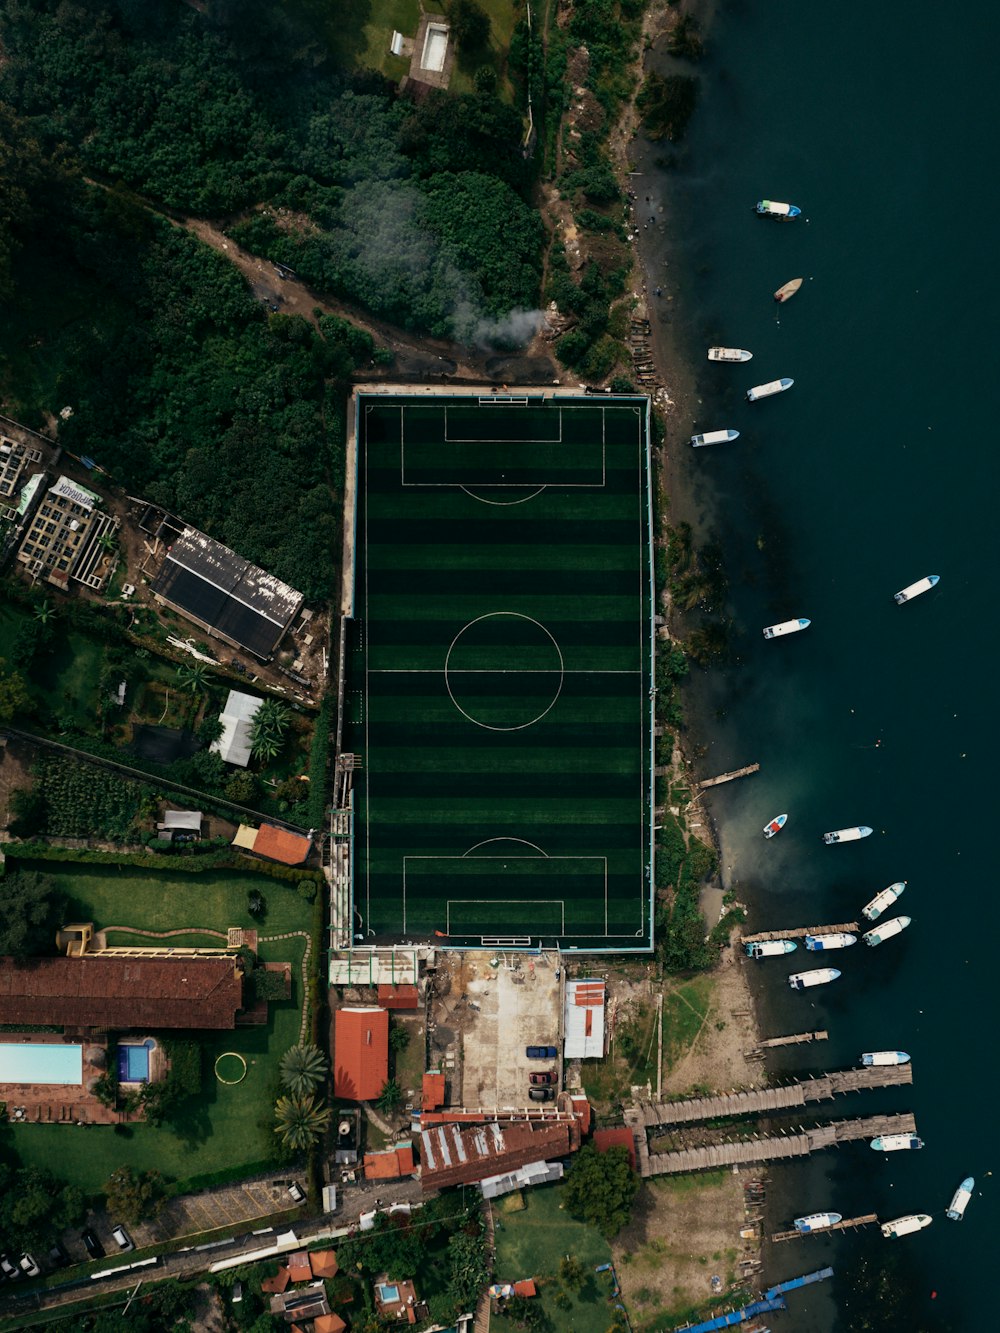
[345,391,654,952]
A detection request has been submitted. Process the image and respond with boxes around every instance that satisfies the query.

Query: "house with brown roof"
[333,1006,388,1102]
[364,1142,416,1181]
[419,1119,577,1192]
[234,823,313,866]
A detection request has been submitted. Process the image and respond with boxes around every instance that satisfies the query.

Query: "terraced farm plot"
[347,392,654,951]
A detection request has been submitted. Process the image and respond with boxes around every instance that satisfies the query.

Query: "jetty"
[698,763,760,788]
[758,1030,828,1049]
[742,923,858,943]
[673,1268,834,1331]
[625,1064,912,1128]
[772,1214,878,1243]
[639,1112,917,1177]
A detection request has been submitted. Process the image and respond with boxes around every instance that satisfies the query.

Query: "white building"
[211,690,263,767]
[563,978,606,1060]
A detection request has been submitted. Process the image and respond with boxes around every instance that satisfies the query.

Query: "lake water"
[640,1,998,1328]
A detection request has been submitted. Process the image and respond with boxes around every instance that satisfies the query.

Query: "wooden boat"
[708,347,753,362]
[774,278,803,303]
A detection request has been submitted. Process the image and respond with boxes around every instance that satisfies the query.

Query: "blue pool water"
[117,1041,152,1083]
[376,1284,400,1304]
[0,1043,83,1085]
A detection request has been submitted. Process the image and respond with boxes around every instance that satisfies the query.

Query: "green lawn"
[353,0,420,79]
[7,859,315,1192]
[493,1184,616,1333]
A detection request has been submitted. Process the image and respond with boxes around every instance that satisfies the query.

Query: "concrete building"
[15,474,118,590]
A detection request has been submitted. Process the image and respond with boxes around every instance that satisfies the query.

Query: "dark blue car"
[525,1045,558,1059]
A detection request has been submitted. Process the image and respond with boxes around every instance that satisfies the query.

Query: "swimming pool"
[376,1283,400,1304]
[0,1043,83,1085]
[117,1040,154,1083]
[420,23,449,73]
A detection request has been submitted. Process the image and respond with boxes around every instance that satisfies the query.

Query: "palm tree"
[176,662,208,695]
[33,600,55,625]
[279,1043,328,1098]
[376,1078,403,1115]
[273,1094,331,1151]
[250,728,282,762]
[254,698,291,736]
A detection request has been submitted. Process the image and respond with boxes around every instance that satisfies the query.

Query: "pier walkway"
[772,1213,879,1243]
[640,1112,917,1177]
[624,1064,912,1129]
[742,923,858,943]
[698,763,760,788]
[758,1030,828,1049]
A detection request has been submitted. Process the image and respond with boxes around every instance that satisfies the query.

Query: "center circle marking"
[444,613,565,731]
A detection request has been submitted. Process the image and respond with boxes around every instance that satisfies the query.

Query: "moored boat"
[756,200,801,219]
[774,278,803,303]
[881,1214,932,1239]
[788,967,841,990]
[745,939,797,959]
[691,428,740,447]
[763,618,811,639]
[894,574,940,605]
[871,1134,924,1152]
[708,347,753,362]
[862,881,906,921]
[946,1177,974,1221]
[823,826,872,844]
[763,813,788,838]
[747,377,794,402]
[805,932,856,951]
[861,1051,910,1067]
[862,915,911,947]
[793,1212,842,1233]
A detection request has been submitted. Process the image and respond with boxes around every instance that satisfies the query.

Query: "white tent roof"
[563,978,606,1060]
[161,810,203,830]
[211,690,263,767]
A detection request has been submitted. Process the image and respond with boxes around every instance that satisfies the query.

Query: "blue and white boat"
[763,813,788,838]
[805,932,856,951]
[881,1214,932,1239]
[862,915,911,947]
[756,200,801,219]
[823,826,872,844]
[894,574,940,605]
[871,1134,924,1152]
[862,881,906,921]
[788,967,841,990]
[794,1212,842,1233]
[861,1051,910,1067]
[747,377,794,402]
[946,1178,974,1221]
[745,939,797,959]
[691,428,740,447]
[763,618,810,639]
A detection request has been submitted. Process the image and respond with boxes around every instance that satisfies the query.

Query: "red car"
[529,1070,556,1086]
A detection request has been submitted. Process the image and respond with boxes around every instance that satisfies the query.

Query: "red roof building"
[593,1126,637,1172]
[334,1006,389,1102]
[0,954,244,1030]
[420,1119,576,1191]
[513,1279,537,1298]
[253,824,313,866]
[364,1142,416,1180]
[377,983,419,1010]
[422,1070,446,1110]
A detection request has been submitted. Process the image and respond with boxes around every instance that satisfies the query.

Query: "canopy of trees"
[0,869,66,958]
[0,1160,85,1252]
[562,1144,640,1237]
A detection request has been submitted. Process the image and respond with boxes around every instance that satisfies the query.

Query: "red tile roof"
[313,1317,347,1333]
[0,955,244,1030]
[377,983,419,1009]
[287,1250,312,1283]
[422,1070,446,1110]
[364,1142,416,1180]
[254,824,312,866]
[420,1119,573,1191]
[309,1250,339,1279]
[593,1126,637,1172]
[261,1266,291,1294]
[334,1006,389,1102]
[513,1279,537,1297]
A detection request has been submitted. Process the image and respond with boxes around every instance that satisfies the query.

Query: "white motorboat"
[793,1212,842,1233]
[861,1051,910,1067]
[861,881,906,921]
[881,1214,932,1239]
[690,429,740,447]
[708,347,753,362]
[763,813,788,838]
[804,932,856,951]
[747,377,794,402]
[788,967,841,990]
[823,826,872,844]
[763,618,811,639]
[862,915,911,947]
[745,939,797,959]
[894,574,940,605]
[871,1134,924,1152]
[946,1178,974,1221]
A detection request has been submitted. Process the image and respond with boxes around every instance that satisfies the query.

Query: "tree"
[446,1227,491,1311]
[197,714,224,746]
[389,1021,411,1054]
[33,600,56,625]
[176,662,209,695]
[104,1165,165,1223]
[7,786,48,837]
[273,1093,331,1151]
[562,1145,639,1238]
[0,658,31,724]
[559,1254,585,1291]
[279,1043,328,1097]
[224,771,258,804]
[0,870,66,958]
[0,1164,85,1253]
[450,0,491,52]
[247,888,267,920]
[376,1078,404,1115]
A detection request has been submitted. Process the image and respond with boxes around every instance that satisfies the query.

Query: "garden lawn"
[7,860,315,1192]
[492,1184,615,1333]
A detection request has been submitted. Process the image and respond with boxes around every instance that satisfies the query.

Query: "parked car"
[528,1087,554,1102]
[287,1181,306,1203]
[47,1241,71,1269]
[525,1045,558,1060]
[19,1254,40,1278]
[111,1225,134,1253]
[0,1254,20,1280]
[81,1228,105,1260]
[529,1071,556,1085]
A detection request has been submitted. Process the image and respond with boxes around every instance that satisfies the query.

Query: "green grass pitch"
[346,391,654,951]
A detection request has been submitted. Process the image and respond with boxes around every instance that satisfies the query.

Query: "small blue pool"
[376,1283,400,1304]
[117,1039,155,1083]
[0,1043,83,1085]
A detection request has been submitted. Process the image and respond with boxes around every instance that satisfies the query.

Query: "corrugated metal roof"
[564,979,605,1059]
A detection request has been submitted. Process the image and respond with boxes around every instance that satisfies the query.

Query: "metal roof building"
[211,689,264,768]
[563,978,605,1060]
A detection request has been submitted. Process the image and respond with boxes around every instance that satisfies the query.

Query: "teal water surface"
[645,2,998,1328]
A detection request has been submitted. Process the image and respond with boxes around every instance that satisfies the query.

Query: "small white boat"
[747,377,794,402]
[691,429,740,447]
[763,813,788,838]
[708,347,753,362]
[793,1212,842,1233]
[823,826,872,844]
[756,200,801,219]
[805,932,856,951]
[894,574,940,605]
[862,881,906,921]
[774,278,803,303]
[861,1051,910,1067]
[763,618,810,639]
[788,967,840,990]
[946,1177,974,1221]
[871,1134,924,1152]
[881,1214,932,1239]
[862,915,911,947]
[745,939,797,959]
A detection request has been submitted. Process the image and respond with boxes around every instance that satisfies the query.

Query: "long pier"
[772,1213,879,1243]
[625,1064,912,1128]
[758,1030,828,1049]
[698,763,760,788]
[742,923,859,943]
[640,1112,917,1177]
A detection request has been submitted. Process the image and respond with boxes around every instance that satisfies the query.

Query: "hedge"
[305,694,333,828]
[7,842,323,884]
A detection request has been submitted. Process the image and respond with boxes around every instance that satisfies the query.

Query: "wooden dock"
[742,923,859,943]
[640,1112,917,1177]
[624,1064,912,1129]
[758,1030,828,1049]
[772,1213,879,1243]
[698,763,760,789]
